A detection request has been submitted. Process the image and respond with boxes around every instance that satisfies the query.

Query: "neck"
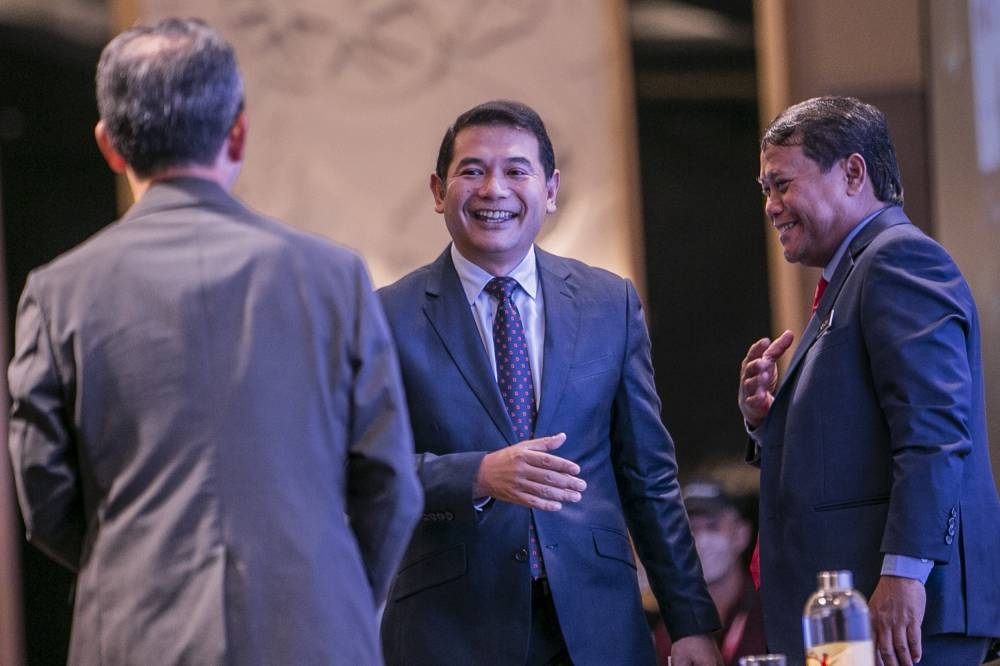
[126,161,239,202]
[707,565,746,620]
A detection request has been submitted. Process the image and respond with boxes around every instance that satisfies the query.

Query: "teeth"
[777,221,795,232]
[475,210,516,221]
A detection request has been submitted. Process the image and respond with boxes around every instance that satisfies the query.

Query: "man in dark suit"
[739,96,1000,665]
[7,18,421,664]
[378,100,722,665]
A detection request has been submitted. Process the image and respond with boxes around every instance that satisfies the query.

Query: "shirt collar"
[450,244,538,305]
[822,205,893,280]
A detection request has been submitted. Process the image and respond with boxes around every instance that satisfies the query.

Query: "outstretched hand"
[474,433,586,511]
[738,330,794,427]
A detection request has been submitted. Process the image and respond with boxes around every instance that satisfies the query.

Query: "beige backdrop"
[138,0,643,289]
[928,0,1000,478]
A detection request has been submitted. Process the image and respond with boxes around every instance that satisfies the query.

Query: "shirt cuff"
[881,553,933,584]
[744,419,763,444]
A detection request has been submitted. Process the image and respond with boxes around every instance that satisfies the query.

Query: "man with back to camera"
[7,17,421,664]
[377,99,723,665]
[738,96,1000,665]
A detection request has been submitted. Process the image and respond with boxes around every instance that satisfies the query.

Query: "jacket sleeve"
[862,234,976,562]
[611,279,721,639]
[344,260,423,604]
[7,274,84,571]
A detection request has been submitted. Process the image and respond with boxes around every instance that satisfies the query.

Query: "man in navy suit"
[739,96,1000,665]
[378,100,722,665]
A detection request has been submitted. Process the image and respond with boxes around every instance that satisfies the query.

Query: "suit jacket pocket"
[569,354,617,382]
[592,527,636,569]
[809,324,850,356]
[813,494,889,512]
[392,543,467,601]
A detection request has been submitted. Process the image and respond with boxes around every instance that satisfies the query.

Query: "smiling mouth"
[473,209,518,222]
[775,220,797,233]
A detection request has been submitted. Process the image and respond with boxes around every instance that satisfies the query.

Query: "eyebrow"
[453,156,536,171]
[757,170,781,186]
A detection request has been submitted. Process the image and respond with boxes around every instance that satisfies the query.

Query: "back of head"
[96,17,244,179]
[435,99,556,181]
[761,96,904,206]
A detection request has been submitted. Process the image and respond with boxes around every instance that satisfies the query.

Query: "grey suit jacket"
[750,207,1000,657]
[7,177,422,665]
[378,247,719,666]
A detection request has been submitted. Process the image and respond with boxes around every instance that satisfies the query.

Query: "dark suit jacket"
[750,206,1000,657]
[378,246,719,666]
[7,177,422,665]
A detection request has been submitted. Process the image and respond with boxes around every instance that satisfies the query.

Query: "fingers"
[739,332,795,426]
[764,330,795,360]
[741,337,773,372]
[477,435,587,510]
[906,621,922,665]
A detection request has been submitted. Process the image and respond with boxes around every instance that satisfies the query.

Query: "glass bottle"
[802,570,874,666]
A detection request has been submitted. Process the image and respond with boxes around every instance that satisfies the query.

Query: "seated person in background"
[649,479,766,665]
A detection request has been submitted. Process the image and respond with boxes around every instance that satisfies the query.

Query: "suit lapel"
[534,249,578,437]
[422,250,516,442]
[776,207,911,396]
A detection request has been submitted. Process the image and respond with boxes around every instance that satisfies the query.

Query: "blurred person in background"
[646,478,765,665]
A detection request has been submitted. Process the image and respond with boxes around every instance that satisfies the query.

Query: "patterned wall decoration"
[141,0,642,287]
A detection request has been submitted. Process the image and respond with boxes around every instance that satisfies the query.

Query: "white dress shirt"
[450,243,544,409]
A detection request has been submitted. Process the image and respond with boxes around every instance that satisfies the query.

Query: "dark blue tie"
[484,277,545,577]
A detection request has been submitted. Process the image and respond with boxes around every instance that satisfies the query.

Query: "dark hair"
[96,17,244,178]
[761,96,903,206]
[435,100,556,182]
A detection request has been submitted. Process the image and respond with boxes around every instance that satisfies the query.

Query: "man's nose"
[764,192,782,218]
[478,172,508,197]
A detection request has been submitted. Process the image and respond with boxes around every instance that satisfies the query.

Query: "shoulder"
[863,220,967,288]
[537,248,638,303]
[377,252,448,313]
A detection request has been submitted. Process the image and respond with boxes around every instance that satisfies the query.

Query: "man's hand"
[738,331,795,427]
[473,433,586,511]
[670,634,724,665]
[870,575,926,666]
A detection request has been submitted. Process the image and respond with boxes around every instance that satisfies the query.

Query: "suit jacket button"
[945,534,954,545]
[514,548,528,562]
[444,512,454,521]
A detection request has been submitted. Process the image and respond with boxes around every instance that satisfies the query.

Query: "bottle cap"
[816,570,853,590]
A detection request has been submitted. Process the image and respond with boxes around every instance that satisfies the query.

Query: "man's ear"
[430,172,446,214]
[844,153,867,195]
[94,121,127,173]
[226,111,247,162]
[546,169,561,214]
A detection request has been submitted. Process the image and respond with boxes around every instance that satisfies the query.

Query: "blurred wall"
[136,0,644,290]
[927,0,1000,482]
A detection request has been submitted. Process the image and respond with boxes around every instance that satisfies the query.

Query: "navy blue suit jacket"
[378,246,719,665]
[750,207,1000,656]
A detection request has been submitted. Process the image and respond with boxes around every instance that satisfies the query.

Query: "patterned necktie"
[484,277,537,440]
[484,276,545,577]
[811,276,829,314]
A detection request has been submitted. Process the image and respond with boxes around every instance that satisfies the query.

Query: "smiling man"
[738,96,1000,665]
[378,100,722,665]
